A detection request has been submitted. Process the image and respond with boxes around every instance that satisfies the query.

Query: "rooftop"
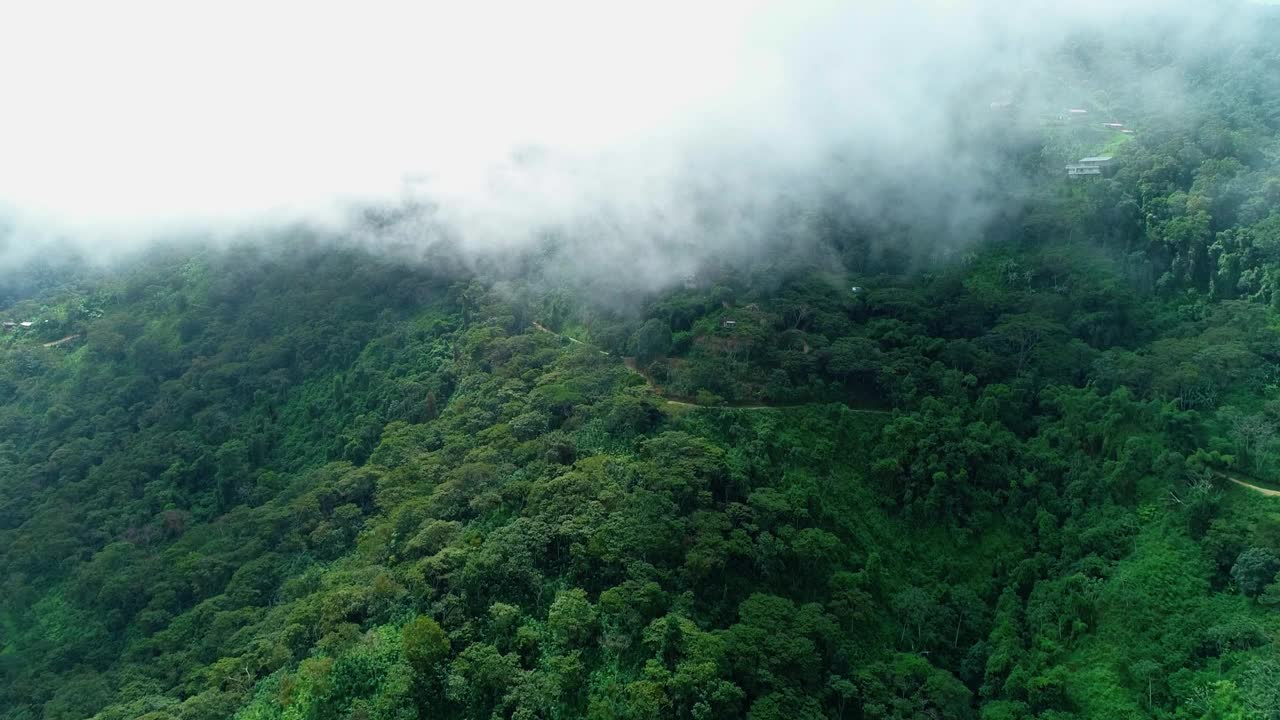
[1079,155,1114,163]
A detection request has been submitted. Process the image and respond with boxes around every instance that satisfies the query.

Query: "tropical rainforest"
[6,10,1280,720]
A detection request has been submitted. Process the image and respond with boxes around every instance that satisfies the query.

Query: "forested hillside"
[5,7,1280,720]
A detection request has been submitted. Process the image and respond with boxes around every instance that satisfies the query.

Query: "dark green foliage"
[4,229,1278,720]
[401,616,450,677]
[8,16,1280,719]
[1232,548,1280,598]
[632,318,673,365]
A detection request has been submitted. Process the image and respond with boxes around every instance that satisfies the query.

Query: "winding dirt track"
[42,334,80,348]
[531,322,889,414]
[1222,473,1280,497]
[531,325,1280,467]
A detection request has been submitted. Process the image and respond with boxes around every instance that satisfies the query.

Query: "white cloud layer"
[0,0,1265,275]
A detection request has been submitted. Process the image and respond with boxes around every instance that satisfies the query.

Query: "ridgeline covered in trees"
[6,10,1280,720]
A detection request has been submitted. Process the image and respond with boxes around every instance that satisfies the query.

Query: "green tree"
[633,319,673,365]
[402,616,451,677]
[1231,548,1280,598]
[548,588,599,649]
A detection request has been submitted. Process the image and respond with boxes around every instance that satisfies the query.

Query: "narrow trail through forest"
[532,321,891,414]
[1219,471,1280,497]
[42,334,80,348]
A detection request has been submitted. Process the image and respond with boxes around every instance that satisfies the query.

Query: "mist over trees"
[4,2,1280,720]
[0,0,1272,290]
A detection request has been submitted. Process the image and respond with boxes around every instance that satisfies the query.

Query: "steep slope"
[2,234,1280,719]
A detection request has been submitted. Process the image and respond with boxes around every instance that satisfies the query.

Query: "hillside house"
[1066,164,1102,177]
[1066,155,1114,178]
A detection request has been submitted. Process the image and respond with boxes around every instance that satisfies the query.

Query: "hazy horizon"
[0,0,1268,286]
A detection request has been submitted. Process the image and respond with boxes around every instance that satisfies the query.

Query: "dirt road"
[532,321,890,414]
[42,334,80,348]
[1224,474,1280,497]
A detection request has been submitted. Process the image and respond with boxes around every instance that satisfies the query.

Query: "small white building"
[1066,164,1102,177]
[1065,155,1114,178]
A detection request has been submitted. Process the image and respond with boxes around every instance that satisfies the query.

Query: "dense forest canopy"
[6,4,1280,720]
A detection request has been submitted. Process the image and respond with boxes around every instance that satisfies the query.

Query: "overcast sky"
[0,1,776,228]
[0,0,1266,277]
